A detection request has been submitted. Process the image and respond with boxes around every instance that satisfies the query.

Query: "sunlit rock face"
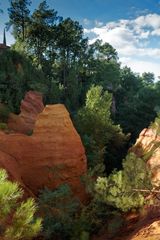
[8,91,44,134]
[129,219,160,240]
[130,126,160,187]
[0,104,87,202]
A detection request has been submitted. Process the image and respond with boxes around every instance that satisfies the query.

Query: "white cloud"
[0,31,15,46]
[151,28,160,36]
[6,34,15,46]
[84,13,160,78]
[134,14,160,29]
[120,57,160,79]
[83,18,91,26]
[94,20,104,27]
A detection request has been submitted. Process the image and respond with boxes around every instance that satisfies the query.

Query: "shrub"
[0,169,42,240]
[38,183,110,240]
[95,153,152,212]
[38,184,79,240]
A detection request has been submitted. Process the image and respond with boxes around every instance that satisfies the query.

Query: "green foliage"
[0,50,45,112]
[87,39,120,94]
[26,0,59,66]
[0,169,42,240]
[38,183,108,240]
[75,85,111,167]
[11,40,28,55]
[0,104,10,122]
[38,184,79,240]
[64,68,82,111]
[89,39,118,61]
[75,85,127,172]
[142,72,154,86]
[71,200,109,240]
[77,85,112,146]
[95,153,152,212]
[115,67,159,143]
[7,0,31,41]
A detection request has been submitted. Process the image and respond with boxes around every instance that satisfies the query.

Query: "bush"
[95,153,152,212]
[38,184,79,240]
[0,169,42,240]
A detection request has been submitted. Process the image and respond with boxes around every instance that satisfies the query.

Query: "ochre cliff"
[130,124,160,186]
[0,104,87,201]
[128,219,160,240]
[8,91,44,134]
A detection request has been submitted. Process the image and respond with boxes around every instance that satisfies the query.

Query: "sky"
[0,0,160,79]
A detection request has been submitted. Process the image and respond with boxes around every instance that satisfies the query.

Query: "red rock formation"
[127,218,160,240]
[8,91,44,134]
[130,125,160,186]
[0,104,87,201]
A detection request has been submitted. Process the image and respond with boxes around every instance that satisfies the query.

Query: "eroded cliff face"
[128,219,160,240]
[8,91,44,134]
[130,125,160,186]
[0,104,87,201]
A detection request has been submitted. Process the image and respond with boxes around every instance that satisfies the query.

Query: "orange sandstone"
[8,91,44,134]
[0,104,87,201]
[130,127,160,186]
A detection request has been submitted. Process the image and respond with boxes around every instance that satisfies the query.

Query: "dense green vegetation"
[39,184,80,239]
[0,0,160,239]
[0,50,45,112]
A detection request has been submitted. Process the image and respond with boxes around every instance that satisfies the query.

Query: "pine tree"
[7,0,31,41]
[0,169,42,240]
[75,85,126,171]
[38,184,79,239]
[95,152,152,212]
